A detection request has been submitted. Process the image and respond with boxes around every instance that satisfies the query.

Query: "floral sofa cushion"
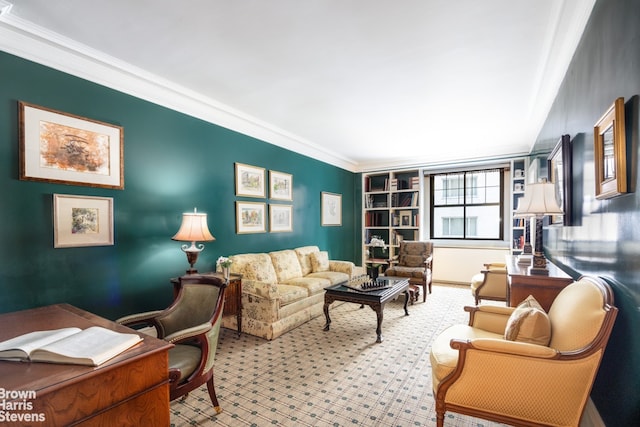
[294,246,321,276]
[229,253,278,283]
[269,250,303,282]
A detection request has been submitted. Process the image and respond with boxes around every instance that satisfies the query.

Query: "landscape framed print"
[53,194,114,248]
[269,204,293,232]
[269,170,293,201]
[19,101,124,189]
[235,163,266,198]
[236,201,266,234]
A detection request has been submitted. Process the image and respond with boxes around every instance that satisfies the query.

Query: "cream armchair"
[470,262,507,305]
[430,275,617,427]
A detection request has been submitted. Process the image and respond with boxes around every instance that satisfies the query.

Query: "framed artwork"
[321,192,342,226]
[594,97,627,199]
[236,201,266,234]
[399,210,412,227]
[235,163,265,198]
[53,194,114,248]
[547,134,572,225]
[269,204,293,232]
[19,101,124,189]
[269,170,293,201]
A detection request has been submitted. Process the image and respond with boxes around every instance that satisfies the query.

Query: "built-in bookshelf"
[363,169,422,265]
[511,158,528,255]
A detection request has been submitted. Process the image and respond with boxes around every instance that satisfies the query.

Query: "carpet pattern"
[170,284,507,426]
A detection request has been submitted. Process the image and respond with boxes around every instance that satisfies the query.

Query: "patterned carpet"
[170,284,507,427]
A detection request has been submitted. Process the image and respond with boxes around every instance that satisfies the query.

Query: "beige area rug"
[170,284,508,427]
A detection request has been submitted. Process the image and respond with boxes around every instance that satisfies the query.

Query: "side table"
[172,272,243,335]
[505,255,573,312]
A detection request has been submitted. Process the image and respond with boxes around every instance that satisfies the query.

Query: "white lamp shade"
[172,210,215,242]
[515,181,563,216]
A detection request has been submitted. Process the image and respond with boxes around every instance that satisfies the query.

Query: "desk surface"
[0,303,172,426]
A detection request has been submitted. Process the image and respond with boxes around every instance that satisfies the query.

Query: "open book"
[0,326,143,366]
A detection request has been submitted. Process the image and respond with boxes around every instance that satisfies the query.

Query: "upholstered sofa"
[222,246,362,340]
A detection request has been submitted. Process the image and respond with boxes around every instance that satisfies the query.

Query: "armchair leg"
[206,376,222,414]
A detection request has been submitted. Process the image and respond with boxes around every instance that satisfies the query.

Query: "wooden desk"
[0,304,172,426]
[172,272,243,334]
[505,255,574,311]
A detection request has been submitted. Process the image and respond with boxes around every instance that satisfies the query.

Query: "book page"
[30,326,142,366]
[0,328,81,360]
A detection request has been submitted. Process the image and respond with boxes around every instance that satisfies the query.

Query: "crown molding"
[0,4,359,172]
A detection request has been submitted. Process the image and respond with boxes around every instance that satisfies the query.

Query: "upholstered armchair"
[430,275,617,427]
[384,240,433,301]
[117,275,228,413]
[470,262,507,305]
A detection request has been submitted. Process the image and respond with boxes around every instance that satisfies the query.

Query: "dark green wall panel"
[532,0,640,424]
[0,52,357,320]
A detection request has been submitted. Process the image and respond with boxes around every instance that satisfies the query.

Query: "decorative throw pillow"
[504,295,551,346]
[310,251,330,272]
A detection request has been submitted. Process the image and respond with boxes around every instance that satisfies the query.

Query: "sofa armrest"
[242,279,281,300]
[465,305,515,334]
[452,338,558,358]
[329,260,357,278]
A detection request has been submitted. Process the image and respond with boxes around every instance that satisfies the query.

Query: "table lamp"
[172,208,215,274]
[514,179,563,275]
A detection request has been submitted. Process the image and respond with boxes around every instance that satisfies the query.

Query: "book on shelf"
[0,326,143,366]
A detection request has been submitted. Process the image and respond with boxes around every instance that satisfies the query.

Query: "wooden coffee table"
[323,276,410,343]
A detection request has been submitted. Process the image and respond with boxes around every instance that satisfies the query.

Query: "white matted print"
[19,101,124,189]
[269,204,293,232]
[321,192,342,226]
[235,163,265,198]
[269,170,293,201]
[236,201,266,234]
[54,194,114,248]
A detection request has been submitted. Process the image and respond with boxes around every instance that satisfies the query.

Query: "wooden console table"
[172,272,243,335]
[505,255,574,311]
[0,303,172,426]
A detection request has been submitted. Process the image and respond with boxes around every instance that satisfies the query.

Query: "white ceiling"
[0,0,596,172]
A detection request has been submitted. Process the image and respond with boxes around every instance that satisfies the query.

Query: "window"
[431,169,503,239]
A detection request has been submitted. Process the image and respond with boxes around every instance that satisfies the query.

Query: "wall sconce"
[172,208,215,274]
[514,179,563,275]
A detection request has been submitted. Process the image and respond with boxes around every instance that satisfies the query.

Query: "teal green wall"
[532,0,639,424]
[0,52,358,320]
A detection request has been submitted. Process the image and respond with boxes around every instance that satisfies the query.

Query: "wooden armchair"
[470,262,508,305]
[117,274,228,413]
[384,240,433,301]
[430,275,617,426]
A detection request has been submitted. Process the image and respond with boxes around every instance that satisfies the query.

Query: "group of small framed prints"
[235,163,293,233]
[18,101,121,248]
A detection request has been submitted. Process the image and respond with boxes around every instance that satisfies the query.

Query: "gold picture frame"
[235,163,266,198]
[321,192,342,226]
[594,97,626,199]
[269,170,293,201]
[269,204,293,232]
[236,201,266,234]
[19,101,124,189]
[53,194,114,248]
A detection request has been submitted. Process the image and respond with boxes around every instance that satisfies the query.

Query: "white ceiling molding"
[0,4,358,172]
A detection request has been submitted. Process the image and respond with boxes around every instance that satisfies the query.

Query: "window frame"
[429,168,504,241]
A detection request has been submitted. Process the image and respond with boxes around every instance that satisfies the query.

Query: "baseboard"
[581,398,605,427]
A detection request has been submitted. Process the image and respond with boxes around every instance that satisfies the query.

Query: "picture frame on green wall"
[235,163,265,198]
[236,201,266,234]
[547,134,572,225]
[269,204,293,232]
[321,192,342,226]
[594,97,627,200]
[19,101,124,190]
[53,194,114,248]
[269,170,293,201]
